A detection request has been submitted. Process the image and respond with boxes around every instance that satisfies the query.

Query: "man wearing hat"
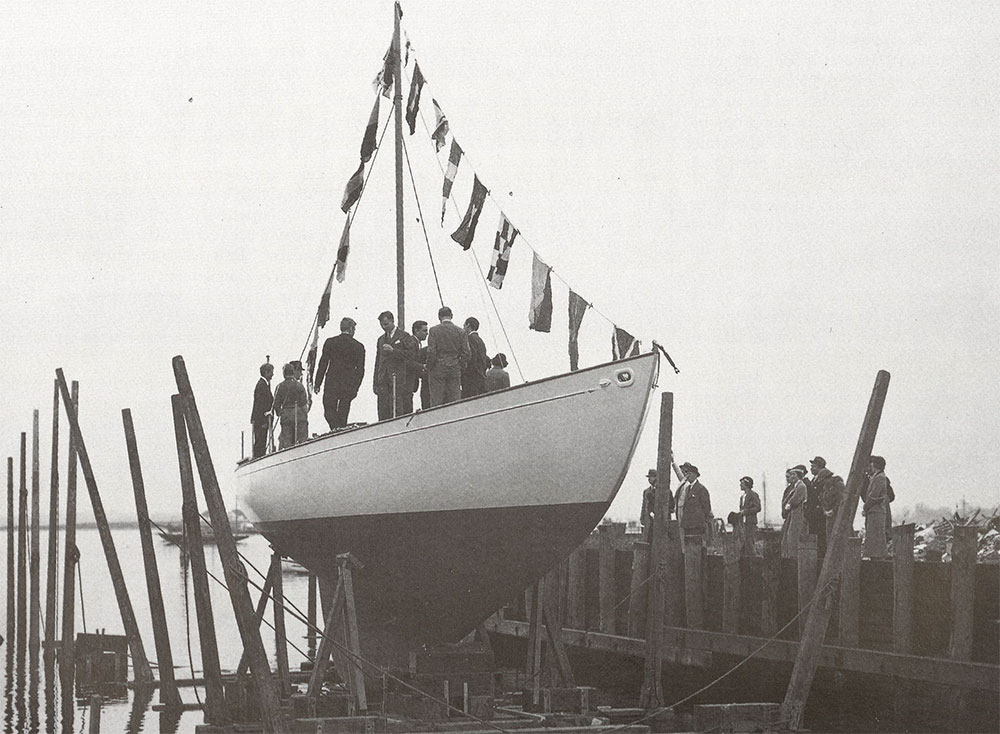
[639,468,672,540]
[810,456,844,556]
[674,463,712,546]
[738,476,761,554]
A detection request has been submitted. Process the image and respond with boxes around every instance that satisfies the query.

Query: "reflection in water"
[60,678,75,734]
[158,705,183,734]
[27,666,38,734]
[126,685,153,734]
[4,646,13,734]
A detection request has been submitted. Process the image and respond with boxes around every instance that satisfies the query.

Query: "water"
[1,526,314,732]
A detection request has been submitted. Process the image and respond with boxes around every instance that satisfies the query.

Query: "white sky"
[1,2,997,527]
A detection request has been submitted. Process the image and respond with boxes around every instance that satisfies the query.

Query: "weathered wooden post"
[59,381,79,689]
[30,410,41,671]
[88,693,101,734]
[948,525,976,661]
[6,457,14,652]
[55,369,153,685]
[235,565,276,681]
[172,356,289,732]
[123,408,182,708]
[565,548,586,630]
[796,536,818,638]
[780,370,890,729]
[838,536,862,647]
[892,523,915,655]
[525,579,544,707]
[171,394,227,723]
[639,391,672,709]
[44,382,60,678]
[627,541,650,638]
[270,551,290,696]
[722,531,741,634]
[598,524,616,634]
[760,532,781,637]
[683,537,704,629]
[307,572,318,659]
[664,519,683,627]
[17,433,28,668]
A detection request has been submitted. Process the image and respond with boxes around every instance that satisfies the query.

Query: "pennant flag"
[529,253,553,333]
[341,162,365,213]
[568,290,589,371]
[405,63,426,135]
[360,95,380,163]
[403,31,412,67]
[612,326,640,360]
[431,99,449,153]
[318,273,334,328]
[372,45,394,99]
[307,324,319,388]
[451,175,487,250]
[333,218,351,283]
[487,214,518,289]
[441,139,463,224]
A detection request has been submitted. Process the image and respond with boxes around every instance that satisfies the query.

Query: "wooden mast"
[393,1,405,326]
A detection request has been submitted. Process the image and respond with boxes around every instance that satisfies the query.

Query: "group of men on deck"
[249,305,511,458]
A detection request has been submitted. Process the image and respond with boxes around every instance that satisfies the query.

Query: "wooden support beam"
[171,395,227,724]
[664,519,683,628]
[55,369,153,685]
[683,537,704,629]
[796,535,818,638]
[44,381,60,678]
[839,536,862,648]
[59,381,79,690]
[236,562,276,682]
[338,553,367,713]
[123,408,181,707]
[525,579,544,707]
[6,457,14,654]
[307,572,345,699]
[626,541,650,639]
[639,391,672,709]
[892,523,915,655]
[30,409,41,671]
[598,524,616,634]
[172,357,289,733]
[949,525,976,661]
[17,432,27,670]
[541,588,575,687]
[760,532,781,637]
[780,370,890,730]
[565,548,586,631]
[271,552,290,697]
[722,531,741,635]
[307,572,318,660]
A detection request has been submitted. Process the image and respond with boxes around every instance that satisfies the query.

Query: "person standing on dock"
[485,353,511,392]
[739,476,761,554]
[810,456,845,555]
[374,311,418,420]
[427,306,470,407]
[314,317,366,430]
[272,362,309,449]
[411,320,430,410]
[461,316,490,398]
[640,468,657,541]
[675,463,712,545]
[250,360,274,458]
[781,466,808,558]
[862,455,890,559]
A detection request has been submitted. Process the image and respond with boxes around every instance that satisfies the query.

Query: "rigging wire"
[400,134,445,308]
[76,562,87,634]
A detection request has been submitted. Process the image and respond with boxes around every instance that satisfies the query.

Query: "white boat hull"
[237,352,658,653]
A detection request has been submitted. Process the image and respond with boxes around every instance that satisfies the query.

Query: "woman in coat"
[781,466,807,558]
[863,455,890,559]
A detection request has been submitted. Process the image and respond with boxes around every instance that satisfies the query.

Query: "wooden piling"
[760,532,781,637]
[780,370,890,729]
[565,548,586,630]
[6,457,14,651]
[639,391,672,709]
[892,523,915,655]
[525,579,544,706]
[59,381,79,689]
[235,564,276,681]
[123,408,182,708]
[598,524,616,634]
[796,535,818,638]
[30,409,41,671]
[17,433,27,666]
[839,536,862,648]
[722,531,741,634]
[172,356,288,732]
[171,394,227,723]
[683,537,704,629]
[626,541,650,638]
[270,551,290,696]
[307,572,318,659]
[664,519,683,628]
[948,525,976,661]
[55,369,153,685]
[88,693,101,734]
[44,381,60,677]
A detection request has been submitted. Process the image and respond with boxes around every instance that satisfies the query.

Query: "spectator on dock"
[411,320,430,410]
[314,317,366,430]
[462,317,490,398]
[250,359,274,458]
[739,476,761,554]
[799,462,824,551]
[781,466,808,558]
[863,455,890,558]
[272,362,309,449]
[485,353,511,393]
[374,311,418,420]
[427,306,470,407]
[640,469,657,540]
[810,456,845,552]
[675,463,712,545]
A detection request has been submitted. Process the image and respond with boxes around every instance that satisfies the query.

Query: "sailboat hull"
[238,352,658,653]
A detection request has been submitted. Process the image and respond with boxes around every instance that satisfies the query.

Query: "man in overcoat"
[250,361,274,458]
[674,463,713,546]
[739,476,761,554]
[461,316,490,398]
[314,317,365,430]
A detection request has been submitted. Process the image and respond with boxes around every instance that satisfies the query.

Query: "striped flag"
[405,63,425,135]
[487,214,518,289]
[612,327,640,360]
[360,95,380,163]
[441,139,463,224]
[372,45,394,99]
[568,290,589,371]
[341,162,365,213]
[333,218,351,283]
[451,175,487,250]
[431,99,449,153]
[529,253,553,333]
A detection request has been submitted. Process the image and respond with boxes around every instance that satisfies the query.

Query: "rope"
[180,538,203,708]
[76,562,87,634]
[400,133,445,307]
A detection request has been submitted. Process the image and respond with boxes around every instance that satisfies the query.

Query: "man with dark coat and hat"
[809,456,845,556]
[314,317,366,430]
[674,463,712,546]
[250,360,274,458]
[640,468,670,541]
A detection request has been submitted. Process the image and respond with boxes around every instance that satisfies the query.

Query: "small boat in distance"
[158,508,253,545]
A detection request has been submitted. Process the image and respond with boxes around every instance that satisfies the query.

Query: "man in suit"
[427,305,470,407]
[411,320,430,410]
[461,316,490,398]
[250,360,274,458]
[373,311,418,420]
[314,317,365,430]
[674,462,713,547]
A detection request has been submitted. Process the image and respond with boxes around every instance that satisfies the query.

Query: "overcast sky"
[1,1,997,529]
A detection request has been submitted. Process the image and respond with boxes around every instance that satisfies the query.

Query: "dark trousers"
[376,377,413,420]
[429,364,462,407]
[323,394,353,430]
[251,421,268,458]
